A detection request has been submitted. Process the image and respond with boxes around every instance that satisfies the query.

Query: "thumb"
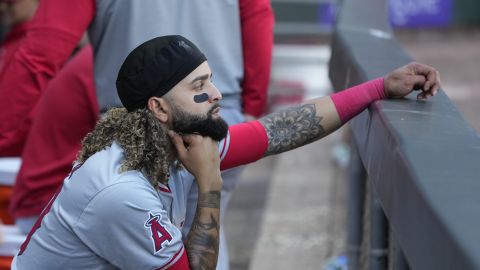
[168,130,187,157]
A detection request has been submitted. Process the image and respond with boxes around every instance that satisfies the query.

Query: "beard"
[170,103,229,141]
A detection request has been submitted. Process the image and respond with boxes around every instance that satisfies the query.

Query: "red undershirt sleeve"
[0,0,95,156]
[220,120,268,171]
[330,78,386,123]
[239,0,274,117]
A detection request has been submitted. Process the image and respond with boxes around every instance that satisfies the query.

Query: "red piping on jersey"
[219,137,228,158]
[157,183,171,193]
[158,187,171,193]
[158,245,190,270]
[18,185,63,255]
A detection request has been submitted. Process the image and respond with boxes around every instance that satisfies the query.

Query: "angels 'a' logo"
[145,212,173,253]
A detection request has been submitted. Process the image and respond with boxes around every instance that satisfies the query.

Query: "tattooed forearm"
[259,103,325,156]
[197,191,220,209]
[186,191,221,270]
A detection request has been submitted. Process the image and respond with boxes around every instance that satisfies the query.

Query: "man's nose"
[208,84,222,102]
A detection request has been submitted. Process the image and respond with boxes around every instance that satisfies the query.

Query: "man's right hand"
[384,62,441,100]
[168,131,222,191]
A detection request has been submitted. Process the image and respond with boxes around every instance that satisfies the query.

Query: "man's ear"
[147,97,170,123]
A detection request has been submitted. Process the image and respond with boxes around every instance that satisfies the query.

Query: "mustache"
[208,104,221,115]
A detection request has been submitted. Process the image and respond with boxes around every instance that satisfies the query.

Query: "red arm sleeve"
[0,0,95,156]
[239,0,274,117]
[330,78,386,123]
[220,120,268,171]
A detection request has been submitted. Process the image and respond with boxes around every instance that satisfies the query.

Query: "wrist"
[330,77,386,123]
[196,172,222,193]
[377,77,388,99]
[197,189,221,209]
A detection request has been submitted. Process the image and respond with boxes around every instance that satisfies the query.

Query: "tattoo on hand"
[186,191,221,270]
[260,104,325,156]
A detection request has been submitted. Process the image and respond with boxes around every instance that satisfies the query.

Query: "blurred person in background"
[0,0,38,142]
[0,0,96,231]
[12,44,96,234]
[0,0,37,228]
[0,0,37,45]
[3,1,273,269]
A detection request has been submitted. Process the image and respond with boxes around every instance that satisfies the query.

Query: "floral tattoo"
[259,104,325,156]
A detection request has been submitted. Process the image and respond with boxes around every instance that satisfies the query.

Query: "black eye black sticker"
[193,93,209,103]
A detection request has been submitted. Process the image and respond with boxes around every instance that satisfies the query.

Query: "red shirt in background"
[0,0,272,157]
[0,21,31,156]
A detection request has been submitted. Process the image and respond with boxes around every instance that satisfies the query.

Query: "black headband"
[116,35,207,112]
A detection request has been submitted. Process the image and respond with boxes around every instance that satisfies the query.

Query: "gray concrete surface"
[396,28,480,133]
[224,27,479,270]
[224,44,349,270]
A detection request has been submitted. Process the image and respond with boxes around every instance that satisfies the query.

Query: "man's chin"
[170,107,228,141]
[204,118,228,141]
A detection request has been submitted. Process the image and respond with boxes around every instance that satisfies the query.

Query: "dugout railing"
[328,0,480,269]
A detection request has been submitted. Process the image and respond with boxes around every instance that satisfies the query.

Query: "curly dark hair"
[77,107,174,186]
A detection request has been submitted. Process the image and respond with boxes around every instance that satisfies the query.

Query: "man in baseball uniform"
[12,35,440,269]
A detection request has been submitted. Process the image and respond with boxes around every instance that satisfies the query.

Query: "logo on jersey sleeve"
[144,212,173,253]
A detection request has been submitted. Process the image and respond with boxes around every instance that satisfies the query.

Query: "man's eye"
[195,83,204,90]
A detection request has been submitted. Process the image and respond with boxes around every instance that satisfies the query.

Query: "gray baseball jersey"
[12,121,268,269]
